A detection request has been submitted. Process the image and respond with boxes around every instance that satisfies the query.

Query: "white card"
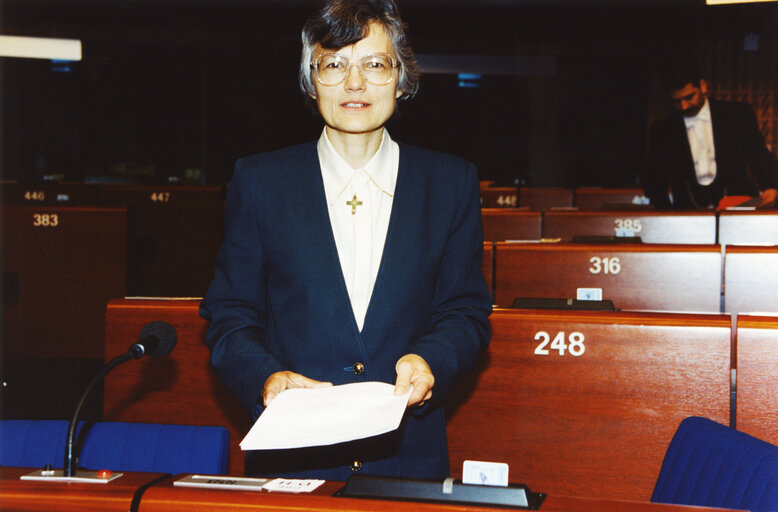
[576,287,602,301]
[262,478,325,493]
[462,460,509,487]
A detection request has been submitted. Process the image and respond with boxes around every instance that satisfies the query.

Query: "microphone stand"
[64,351,135,476]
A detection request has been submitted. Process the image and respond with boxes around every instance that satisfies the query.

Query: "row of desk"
[482,208,778,245]
[482,242,778,313]
[102,299,778,502]
[0,467,747,512]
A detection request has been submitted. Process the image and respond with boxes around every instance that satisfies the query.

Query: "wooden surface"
[723,246,778,314]
[2,206,127,359]
[137,476,745,512]
[445,308,732,501]
[519,187,574,210]
[718,211,778,245]
[0,467,167,512]
[97,184,226,297]
[735,315,778,446]
[493,242,723,311]
[482,242,495,302]
[542,211,716,244]
[102,299,250,476]
[572,187,647,210]
[481,209,542,241]
[480,186,519,208]
[1,181,100,206]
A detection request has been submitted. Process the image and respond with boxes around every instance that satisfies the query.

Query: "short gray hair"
[299,0,420,103]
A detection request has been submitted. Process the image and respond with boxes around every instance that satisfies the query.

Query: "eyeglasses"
[312,52,397,87]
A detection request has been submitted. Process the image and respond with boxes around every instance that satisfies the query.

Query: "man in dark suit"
[643,66,778,209]
[200,0,491,481]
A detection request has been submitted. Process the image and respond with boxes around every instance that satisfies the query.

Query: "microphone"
[63,321,177,477]
[128,320,177,359]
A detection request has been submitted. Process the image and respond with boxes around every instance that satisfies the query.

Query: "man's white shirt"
[683,99,717,186]
[318,128,398,331]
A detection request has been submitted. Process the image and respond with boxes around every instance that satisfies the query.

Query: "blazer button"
[353,362,365,375]
[351,460,363,472]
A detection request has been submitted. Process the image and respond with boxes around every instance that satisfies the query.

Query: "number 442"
[534,331,585,356]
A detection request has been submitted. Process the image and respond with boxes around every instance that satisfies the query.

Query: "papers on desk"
[240,381,411,450]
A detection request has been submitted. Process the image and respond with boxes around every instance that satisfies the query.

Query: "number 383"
[534,331,585,356]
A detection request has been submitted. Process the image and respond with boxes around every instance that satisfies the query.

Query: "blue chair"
[0,420,229,475]
[652,416,778,512]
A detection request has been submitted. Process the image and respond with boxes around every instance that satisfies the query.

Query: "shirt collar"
[317,128,398,204]
[684,98,712,127]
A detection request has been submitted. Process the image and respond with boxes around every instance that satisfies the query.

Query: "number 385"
[534,331,585,356]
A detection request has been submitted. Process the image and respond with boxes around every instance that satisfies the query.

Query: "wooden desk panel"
[1,182,99,206]
[0,467,167,512]
[103,299,250,476]
[542,211,716,244]
[718,211,778,246]
[97,184,226,297]
[482,242,494,302]
[573,187,647,210]
[493,243,722,312]
[446,309,732,502]
[723,246,778,314]
[519,187,573,210]
[735,315,778,446]
[480,186,518,208]
[2,206,127,359]
[481,209,542,241]
[138,476,744,512]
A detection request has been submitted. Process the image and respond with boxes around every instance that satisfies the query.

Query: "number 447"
[534,331,585,356]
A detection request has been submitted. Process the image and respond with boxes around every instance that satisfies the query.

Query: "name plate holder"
[336,474,546,509]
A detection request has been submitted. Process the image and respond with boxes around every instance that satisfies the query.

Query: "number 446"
[534,331,585,356]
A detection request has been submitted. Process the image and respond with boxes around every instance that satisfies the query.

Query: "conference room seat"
[723,245,778,314]
[1,181,100,206]
[0,420,230,475]
[652,416,778,512]
[734,315,778,447]
[492,242,723,312]
[445,308,732,501]
[481,208,542,241]
[480,185,518,208]
[542,210,717,244]
[719,210,778,246]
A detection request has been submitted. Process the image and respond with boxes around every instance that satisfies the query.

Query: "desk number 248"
[534,331,585,356]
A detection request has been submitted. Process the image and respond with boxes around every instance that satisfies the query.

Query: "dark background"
[2,0,777,187]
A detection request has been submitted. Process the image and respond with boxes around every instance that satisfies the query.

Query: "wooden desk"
[103,299,250,476]
[1,182,100,206]
[493,242,722,312]
[481,209,542,241]
[519,187,573,210]
[718,211,778,246]
[723,246,778,314]
[137,476,745,511]
[482,242,495,302]
[735,315,778,446]
[573,187,647,210]
[445,308,732,501]
[0,467,167,512]
[480,186,518,208]
[2,206,127,359]
[97,184,226,297]
[542,211,716,244]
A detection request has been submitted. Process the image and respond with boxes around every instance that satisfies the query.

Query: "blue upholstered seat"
[0,420,229,475]
[652,416,778,512]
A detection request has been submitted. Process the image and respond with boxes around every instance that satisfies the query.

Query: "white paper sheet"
[240,381,411,450]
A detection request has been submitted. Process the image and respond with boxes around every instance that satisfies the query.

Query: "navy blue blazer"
[200,140,492,481]
[643,100,778,209]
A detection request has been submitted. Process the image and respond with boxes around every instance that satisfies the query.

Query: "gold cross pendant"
[346,194,363,215]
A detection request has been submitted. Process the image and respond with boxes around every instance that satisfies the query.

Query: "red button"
[96,469,113,479]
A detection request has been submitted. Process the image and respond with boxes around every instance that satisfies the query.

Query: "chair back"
[0,420,229,475]
[652,416,778,512]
